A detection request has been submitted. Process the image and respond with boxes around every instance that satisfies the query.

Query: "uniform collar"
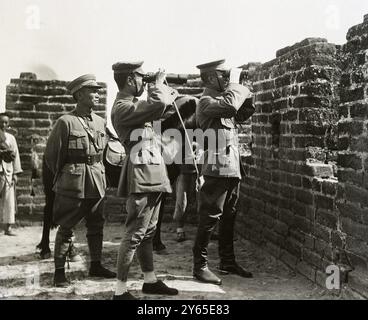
[73,109,94,121]
[116,91,138,103]
[117,91,133,100]
[203,87,223,98]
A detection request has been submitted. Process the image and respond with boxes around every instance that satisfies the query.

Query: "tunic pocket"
[68,130,87,150]
[57,164,83,193]
[133,163,165,187]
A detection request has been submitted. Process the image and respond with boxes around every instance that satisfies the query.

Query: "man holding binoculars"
[192,59,255,285]
[110,61,179,300]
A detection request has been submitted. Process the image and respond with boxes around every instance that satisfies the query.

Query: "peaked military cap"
[67,74,102,94]
[196,59,228,73]
[112,61,145,75]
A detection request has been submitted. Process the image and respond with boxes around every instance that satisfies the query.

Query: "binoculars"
[142,73,198,85]
[141,69,249,84]
[142,73,159,83]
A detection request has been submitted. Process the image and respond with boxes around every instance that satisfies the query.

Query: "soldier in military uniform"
[44,74,116,287]
[192,60,255,285]
[110,61,180,300]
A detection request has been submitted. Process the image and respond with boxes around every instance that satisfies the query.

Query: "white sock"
[144,271,157,284]
[115,280,127,295]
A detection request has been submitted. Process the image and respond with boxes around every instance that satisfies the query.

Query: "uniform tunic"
[45,111,106,199]
[44,110,106,226]
[196,83,252,179]
[111,84,178,197]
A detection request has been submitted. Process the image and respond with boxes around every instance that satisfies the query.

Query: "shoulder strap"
[76,116,100,153]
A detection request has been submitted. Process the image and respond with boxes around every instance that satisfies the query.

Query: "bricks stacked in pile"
[336,14,368,279]
[5,74,106,217]
[237,37,342,285]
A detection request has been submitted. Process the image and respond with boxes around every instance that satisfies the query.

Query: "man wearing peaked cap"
[196,59,228,73]
[66,74,103,95]
[112,61,147,98]
[192,59,255,285]
[44,74,116,287]
[112,61,146,75]
[110,61,179,300]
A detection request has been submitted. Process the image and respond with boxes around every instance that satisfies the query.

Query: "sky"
[1,0,368,122]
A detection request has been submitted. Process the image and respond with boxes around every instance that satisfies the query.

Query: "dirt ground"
[0,221,339,300]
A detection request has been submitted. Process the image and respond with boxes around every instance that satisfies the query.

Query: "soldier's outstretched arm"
[113,84,178,126]
[44,118,69,176]
[201,83,251,119]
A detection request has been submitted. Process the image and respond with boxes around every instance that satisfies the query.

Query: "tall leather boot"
[192,225,222,285]
[53,229,71,287]
[87,234,116,278]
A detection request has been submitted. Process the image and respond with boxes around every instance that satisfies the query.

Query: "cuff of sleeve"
[227,83,251,95]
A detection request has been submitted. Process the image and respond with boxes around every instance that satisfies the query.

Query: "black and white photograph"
[1,0,368,307]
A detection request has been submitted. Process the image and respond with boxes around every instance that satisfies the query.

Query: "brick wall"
[5,14,368,296]
[5,73,106,217]
[237,14,368,297]
[335,13,368,295]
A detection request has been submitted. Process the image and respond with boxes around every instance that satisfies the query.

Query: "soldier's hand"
[229,68,242,84]
[155,69,166,85]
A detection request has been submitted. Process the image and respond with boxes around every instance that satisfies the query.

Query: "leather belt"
[66,153,103,165]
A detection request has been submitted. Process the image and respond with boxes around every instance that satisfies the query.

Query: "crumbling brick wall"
[5,73,106,216]
[237,14,368,297]
[5,14,368,296]
[335,14,368,295]
[238,36,341,285]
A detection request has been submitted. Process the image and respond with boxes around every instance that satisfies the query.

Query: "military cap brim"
[67,74,102,95]
[196,59,229,73]
[112,61,145,75]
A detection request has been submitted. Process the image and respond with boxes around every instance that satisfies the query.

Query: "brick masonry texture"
[5,14,368,298]
[237,15,368,298]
